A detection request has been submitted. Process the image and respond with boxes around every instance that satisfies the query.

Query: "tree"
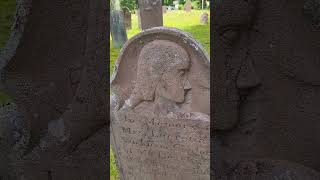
[179,0,185,5]
[163,0,174,6]
[120,0,137,11]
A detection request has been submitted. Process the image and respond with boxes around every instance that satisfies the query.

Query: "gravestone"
[213,0,320,179]
[0,0,108,179]
[163,6,167,13]
[111,10,128,48]
[184,0,192,12]
[200,12,208,24]
[138,0,163,30]
[123,7,132,30]
[111,27,210,180]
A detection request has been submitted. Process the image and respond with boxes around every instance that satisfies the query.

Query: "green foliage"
[163,0,174,6]
[110,148,119,179]
[191,0,200,9]
[120,0,137,11]
[179,0,185,5]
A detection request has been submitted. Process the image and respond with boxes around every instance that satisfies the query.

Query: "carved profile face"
[213,0,320,176]
[111,27,209,115]
[128,40,191,108]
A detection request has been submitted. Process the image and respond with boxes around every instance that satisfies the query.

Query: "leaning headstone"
[200,12,208,24]
[138,0,163,30]
[111,10,128,48]
[162,6,167,13]
[184,0,192,12]
[111,27,210,180]
[123,7,132,30]
[0,0,108,179]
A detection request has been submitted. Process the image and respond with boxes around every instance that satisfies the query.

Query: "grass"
[0,0,15,49]
[0,0,15,105]
[110,9,210,179]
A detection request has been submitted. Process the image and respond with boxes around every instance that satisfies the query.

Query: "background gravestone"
[138,0,163,30]
[213,0,320,179]
[111,27,210,180]
[200,12,208,24]
[184,0,192,12]
[0,0,108,179]
[111,10,128,48]
[123,7,132,30]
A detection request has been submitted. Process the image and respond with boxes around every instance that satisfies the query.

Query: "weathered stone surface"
[213,0,320,179]
[111,27,210,180]
[137,9,142,29]
[0,103,28,156]
[123,7,132,30]
[111,10,128,48]
[138,0,163,30]
[184,0,192,12]
[0,0,108,179]
[200,12,208,24]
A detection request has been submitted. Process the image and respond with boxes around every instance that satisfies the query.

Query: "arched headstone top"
[111,27,210,115]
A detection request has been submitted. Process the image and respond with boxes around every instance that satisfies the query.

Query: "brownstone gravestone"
[138,0,163,30]
[111,27,210,180]
[123,7,132,30]
[136,9,140,29]
[0,0,108,179]
[184,0,192,12]
[200,12,208,24]
[213,0,320,179]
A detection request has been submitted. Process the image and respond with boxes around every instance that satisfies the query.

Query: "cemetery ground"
[110,9,210,179]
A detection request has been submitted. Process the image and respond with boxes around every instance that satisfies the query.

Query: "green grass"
[0,0,15,49]
[0,0,15,105]
[110,10,210,179]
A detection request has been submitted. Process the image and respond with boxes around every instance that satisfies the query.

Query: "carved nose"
[184,79,191,90]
